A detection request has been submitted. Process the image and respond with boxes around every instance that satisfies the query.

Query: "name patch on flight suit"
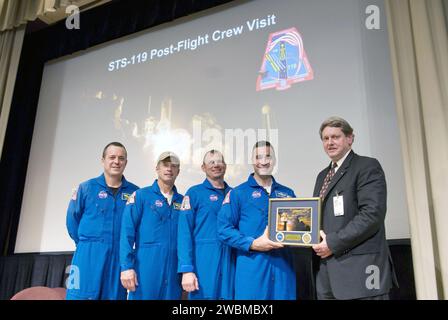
[180,196,191,210]
[275,191,290,198]
[173,202,181,210]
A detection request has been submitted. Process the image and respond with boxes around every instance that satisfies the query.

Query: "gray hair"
[319,116,354,139]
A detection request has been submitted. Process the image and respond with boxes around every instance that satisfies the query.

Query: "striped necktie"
[319,162,338,199]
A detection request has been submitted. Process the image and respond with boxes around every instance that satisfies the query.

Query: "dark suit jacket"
[313,150,398,299]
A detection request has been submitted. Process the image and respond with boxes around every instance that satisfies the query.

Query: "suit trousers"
[316,260,390,300]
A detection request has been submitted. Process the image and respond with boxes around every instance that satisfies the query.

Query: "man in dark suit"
[312,116,397,300]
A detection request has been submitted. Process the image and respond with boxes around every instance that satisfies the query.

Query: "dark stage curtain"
[0,0,235,256]
[0,253,73,300]
[388,239,416,300]
[0,241,415,300]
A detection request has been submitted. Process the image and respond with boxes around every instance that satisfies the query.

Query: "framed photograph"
[268,197,321,246]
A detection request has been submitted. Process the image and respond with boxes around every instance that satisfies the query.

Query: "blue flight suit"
[177,179,234,300]
[66,174,139,300]
[217,174,297,300]
[120,180,183,300]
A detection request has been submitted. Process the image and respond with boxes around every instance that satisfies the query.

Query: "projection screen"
[15,0,409,253]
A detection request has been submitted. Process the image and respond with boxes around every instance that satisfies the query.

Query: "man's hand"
[182,272,199,292]
[312,230,333,258]
[250,227,284,252]
[121,269,138,291]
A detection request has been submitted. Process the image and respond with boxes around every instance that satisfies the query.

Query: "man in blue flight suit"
[66,142,139,300]
[178,150,234,300]
[120,151,183,299]
[218,141,297,300]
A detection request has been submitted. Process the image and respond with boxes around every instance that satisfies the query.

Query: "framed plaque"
[268,197,321,246]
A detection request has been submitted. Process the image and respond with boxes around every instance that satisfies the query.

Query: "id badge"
[333,195,344,216]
